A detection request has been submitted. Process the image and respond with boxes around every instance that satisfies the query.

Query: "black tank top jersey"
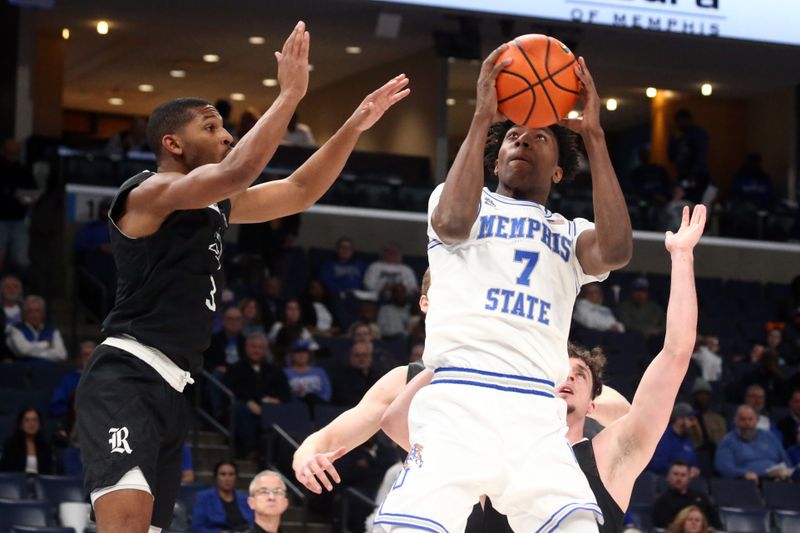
[406,361,426,383]
[102,171,231,372]
[465,439,624,533]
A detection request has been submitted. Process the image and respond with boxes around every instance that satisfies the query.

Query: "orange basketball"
[495,34,580,128]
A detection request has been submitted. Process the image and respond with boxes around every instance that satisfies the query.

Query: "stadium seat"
[688,475,710,494]
[0,363,29,389]
[774,509,800,533]
[710,478,764,509]
[313,404,347,429]
[261,402,312,438]
[718,506,769,533]
[168,501,190,532]
[29,366,72,394]
[174,483,211,524]
[0,473,27,499]
[0,389,51,417]
[626,503,653,532]
[762,481,800,512]
[0,499,51,529]
[630,471,659,506]
[11,527,75,533]
[35,476,84,506]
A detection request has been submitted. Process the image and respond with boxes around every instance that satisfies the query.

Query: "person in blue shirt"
[284,339,331,403]
[647,402,700,476]
[730,153,775,212]
[319,237,365,295]
[192,461,254,532]
[50,340,96,418]
[715,404,791,482]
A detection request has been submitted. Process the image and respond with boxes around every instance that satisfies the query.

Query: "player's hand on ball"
[275,21,310,102]
[347,74,410,132]
[665,205,706,254]
[559,57,602,137]
[294,447,347,494]
[477,43,511,122]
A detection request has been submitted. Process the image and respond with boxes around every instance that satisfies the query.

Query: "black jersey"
[465,439,624,533]
[405,361,426,383]
[102,171,231,372]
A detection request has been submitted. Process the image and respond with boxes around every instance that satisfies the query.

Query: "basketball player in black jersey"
[74,21,410,533]
[382,205,706,533]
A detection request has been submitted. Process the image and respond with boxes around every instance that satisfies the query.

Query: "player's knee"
[94,489,154,533]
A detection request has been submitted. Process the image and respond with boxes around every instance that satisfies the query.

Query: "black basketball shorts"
[75,344,190,528]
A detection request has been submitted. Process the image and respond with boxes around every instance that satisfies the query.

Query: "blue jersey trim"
[372,521,442,533]
[434,366,555,387]
[430,379,555,397]
[374,511,451,533]
[535,501,603,533]
[483,188,552,216]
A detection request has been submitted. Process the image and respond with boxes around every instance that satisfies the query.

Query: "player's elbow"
[601,243,633,271]
[432,211,472,243]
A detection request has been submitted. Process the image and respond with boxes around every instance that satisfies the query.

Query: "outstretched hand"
[346,74,410,132]
[665,205,706,254]
[276,21,310,102]
[558,57,602,137]
[293,447,347,494]
[476,43,511,122]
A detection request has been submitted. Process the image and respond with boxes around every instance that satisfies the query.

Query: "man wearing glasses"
[245,471,290,533]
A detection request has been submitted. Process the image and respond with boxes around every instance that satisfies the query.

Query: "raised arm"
[292,366,407,494]
[589,384,631,428]
[229,74,410,223]
[381,368,434,451]
[563,58,633,275]
[431,44,510,244]
[594,205,705,508]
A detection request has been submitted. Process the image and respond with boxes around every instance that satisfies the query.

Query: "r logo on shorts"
[108,427,133,454]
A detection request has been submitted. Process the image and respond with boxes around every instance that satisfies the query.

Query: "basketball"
[495,34,580,128]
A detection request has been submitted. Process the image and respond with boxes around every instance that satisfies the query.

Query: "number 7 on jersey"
[514,250,540,286]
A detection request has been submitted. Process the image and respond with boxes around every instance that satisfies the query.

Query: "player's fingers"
[389,88,411,106]
[491,58,512,79]
[300,31,310,59]
[302,467,322,493]
[665,231,674,241]
[282,21,300,54]
[317,456,342,484]
[483,43,509,72]
[681,205,690,228]
[275,51,283,62]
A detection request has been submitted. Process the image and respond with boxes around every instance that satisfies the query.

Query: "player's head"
[147,97,232,169]
[559,343,606,418]
[213,461,238,492]
[247,470,289,519]
[419,268,431,314]
[484,120,580,201]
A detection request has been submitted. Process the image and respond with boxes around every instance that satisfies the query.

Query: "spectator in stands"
[205,307,247,372]
[75,199,115,307]
[780,276,800,322]
[245,470,290,533]
[226,333,291,457]
[691,335,722,383]
[281,112,316,147]
[330,341,380,406]
[739,352,786,408]
[784,306,800,364]
[0,139,37,272]
[647,402,700,476]
[409,343,424,363]
[668,109,710,203]
[350,321,378,345]
[666,505,710,533]
[730,153,774,212]
[268,299,318,362]
[765,326,797,365]
[214,98,235,133]
[181,442,195,484]
[1,274,23,325]
[653,459,721,529]
[50,340,95,418]
[777,388,800,448]
[787,426,800,479]
[236,107,261,139]
[377,283,411,338]
[7,295,66,363]
[572,282,624,332]
[730,342,765,383]
[743,384,781,436]
[715,404,790,481]
[363,244,419,298]
[300,279,337,336]
[240,297,267,337]
[627,145,671,208]
[349,302,382,340]
[259,275,285,330]
[688,378,727,452]
[192,461,254,532]
[320,237,366,295]
[617,277,666,339]
[0,407,54,474]
[105,116,149,156]
[284,339,331,404]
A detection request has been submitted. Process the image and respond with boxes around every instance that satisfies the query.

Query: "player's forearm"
[584,131,633,268]
[432,113,492,242]
[662,250,697,361]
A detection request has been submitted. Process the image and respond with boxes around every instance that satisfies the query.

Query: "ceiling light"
[203,54,220,63]
[345,46,362,54]
[138,84,154,93]
[170,70,186,78]
[61,28,70,40]
[262,78,278,87]
[645,87,657,98]
[605,98,618,111]
[567,110,580,119]
[701,83,713,96]
[96,21,109,35]
[446,98,456,106]
[230,93,245,101]
[248,36,265,45]
[108,97,124,106]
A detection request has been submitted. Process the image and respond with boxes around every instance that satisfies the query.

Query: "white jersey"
[423,184,608,386]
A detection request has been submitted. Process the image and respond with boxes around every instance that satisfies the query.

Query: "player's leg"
[94,488,153,533]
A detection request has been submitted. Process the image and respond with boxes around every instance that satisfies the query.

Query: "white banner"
[373,0,798,46]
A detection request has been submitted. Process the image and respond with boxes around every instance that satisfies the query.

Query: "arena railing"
[338,486,377,533]
[193,370,236,460]
[265,424,309,533]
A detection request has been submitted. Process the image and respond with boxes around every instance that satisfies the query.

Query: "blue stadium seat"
[0,499,51,529]
[762,481,800,512]
[174,483,211,526]
[688,475,710,494]
[261,402,312,437]
[630,471,659,506]
[718,506,769,533]
[29,366,72,394]
[774,510,800,533]
[34,476,84,506]
[0,363,29,389]
[710,478,764,509]
[626,503,653,532]
[315,336,352,361]
[0,473,27,499]
[0,389,51,417]
[313,404,347,429]
[11,527,75,533]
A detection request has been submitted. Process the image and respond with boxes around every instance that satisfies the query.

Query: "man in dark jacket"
[652,459,721,529]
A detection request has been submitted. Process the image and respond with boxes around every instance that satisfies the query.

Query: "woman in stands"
[0,407,54,475]
[668,505,710,533]
[192,461,253,533]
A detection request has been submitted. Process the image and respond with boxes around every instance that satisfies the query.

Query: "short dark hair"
[669,459,691,471]
[213,460,238,478]
[567,342,605,399]
[484,120,581,181]
[146,97,210,159]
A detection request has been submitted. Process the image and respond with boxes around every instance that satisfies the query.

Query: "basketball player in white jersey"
[374,44,632,532]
